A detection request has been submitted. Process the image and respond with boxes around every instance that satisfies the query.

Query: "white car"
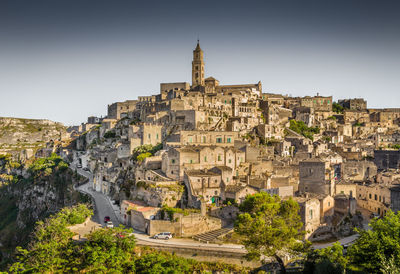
[154,232,172,240]
[105,221,114,228]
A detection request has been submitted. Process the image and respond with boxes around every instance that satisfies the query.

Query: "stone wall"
[149,213,222,237]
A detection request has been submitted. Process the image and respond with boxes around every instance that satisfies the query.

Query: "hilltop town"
[53,41,399,244]
[2,42,400,272]
[70,42,400,240]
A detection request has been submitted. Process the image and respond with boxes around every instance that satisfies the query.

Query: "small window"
[369,194,372,199]
[375,194,377,201]
[228,159,232,164]
[218,155,222,161]
[309,209,313,219]
[216,137,222,143]
[226,177,230,182]
[148,133,151,139]
[156,133,159,140]
[227,137,231,143]
[202,136,206,143]
[190,159,193,164]
[204,156,207,162]
[171,159,176,164]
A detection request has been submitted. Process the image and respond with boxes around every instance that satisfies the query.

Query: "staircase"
[192,227,233,243]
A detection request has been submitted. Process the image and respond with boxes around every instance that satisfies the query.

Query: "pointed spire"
[195,39,201,51]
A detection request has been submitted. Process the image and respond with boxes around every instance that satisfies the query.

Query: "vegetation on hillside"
[332,102,344,114]
[289,120,320,140]
[304,211,400,273]
[0,154,88,270]
[132,143,163,163]
[28,153,69,177]
[234,192,305,273]
[9,204,247,273]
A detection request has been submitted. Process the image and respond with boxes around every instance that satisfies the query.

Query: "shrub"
[289,119,320,140]
[104,131,116,138]
[137,152,152,162]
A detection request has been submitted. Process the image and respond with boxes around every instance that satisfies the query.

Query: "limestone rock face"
[130,186,183,207]
[0,162,86,263]
[0,117,67,146]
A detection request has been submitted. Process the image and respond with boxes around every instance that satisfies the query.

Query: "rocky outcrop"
[0,161,88,268]
[0,117,67,156]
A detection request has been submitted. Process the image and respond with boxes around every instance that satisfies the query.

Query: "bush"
[28,153,68,176]
[289,120,320,140]
[137,152,152,162]
[332,102,344,113]
[104,131,116,138]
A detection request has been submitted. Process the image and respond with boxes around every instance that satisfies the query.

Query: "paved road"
[72,164,245,251]
[71,163,370,251]
[76,182,121,227]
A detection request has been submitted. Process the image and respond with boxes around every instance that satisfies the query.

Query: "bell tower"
[192,40,205,87]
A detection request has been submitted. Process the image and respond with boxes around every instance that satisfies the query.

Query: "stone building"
[334,194,357,215]
[341,160,377,182]
[184,169,223,206]
[129,123,163,151]
[356,183,391,216]
[224,185,259,204]
[338,98,367,111]
[374,149,400,170]
[160,82,190,100]
[299,159,335,196]
[300,95,332,112]
[107,100,138,120]
[294,197,321,239]
[390,185,400,214]
[370,108,400,124]
[162,145,245,180]
[166,130,238,148]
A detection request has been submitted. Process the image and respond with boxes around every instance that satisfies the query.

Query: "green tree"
[303,242,348,274]
[77,226,136,272]
[332,102,344,113]
[347,210,400,273]
[234,192,304,273]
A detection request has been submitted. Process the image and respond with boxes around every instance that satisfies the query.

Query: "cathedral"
[189,41,262,94]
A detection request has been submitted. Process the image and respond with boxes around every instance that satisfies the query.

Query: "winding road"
[72,163,367,252]
[72,164,245,253]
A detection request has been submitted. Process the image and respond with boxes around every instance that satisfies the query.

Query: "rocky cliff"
[0,117,67,156]
[0,155,88,269]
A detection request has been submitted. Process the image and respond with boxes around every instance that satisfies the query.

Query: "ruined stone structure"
[374,149,400,170]
[338,98,367,111]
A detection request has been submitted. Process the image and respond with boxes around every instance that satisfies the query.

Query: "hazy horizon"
[1,0,400,126]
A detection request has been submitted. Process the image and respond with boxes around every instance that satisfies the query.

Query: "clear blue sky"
[0,0,399,125]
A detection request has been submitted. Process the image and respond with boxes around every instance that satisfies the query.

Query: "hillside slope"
[0,117,67,155]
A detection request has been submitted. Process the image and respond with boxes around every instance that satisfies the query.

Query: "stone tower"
[192,40,205,87]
